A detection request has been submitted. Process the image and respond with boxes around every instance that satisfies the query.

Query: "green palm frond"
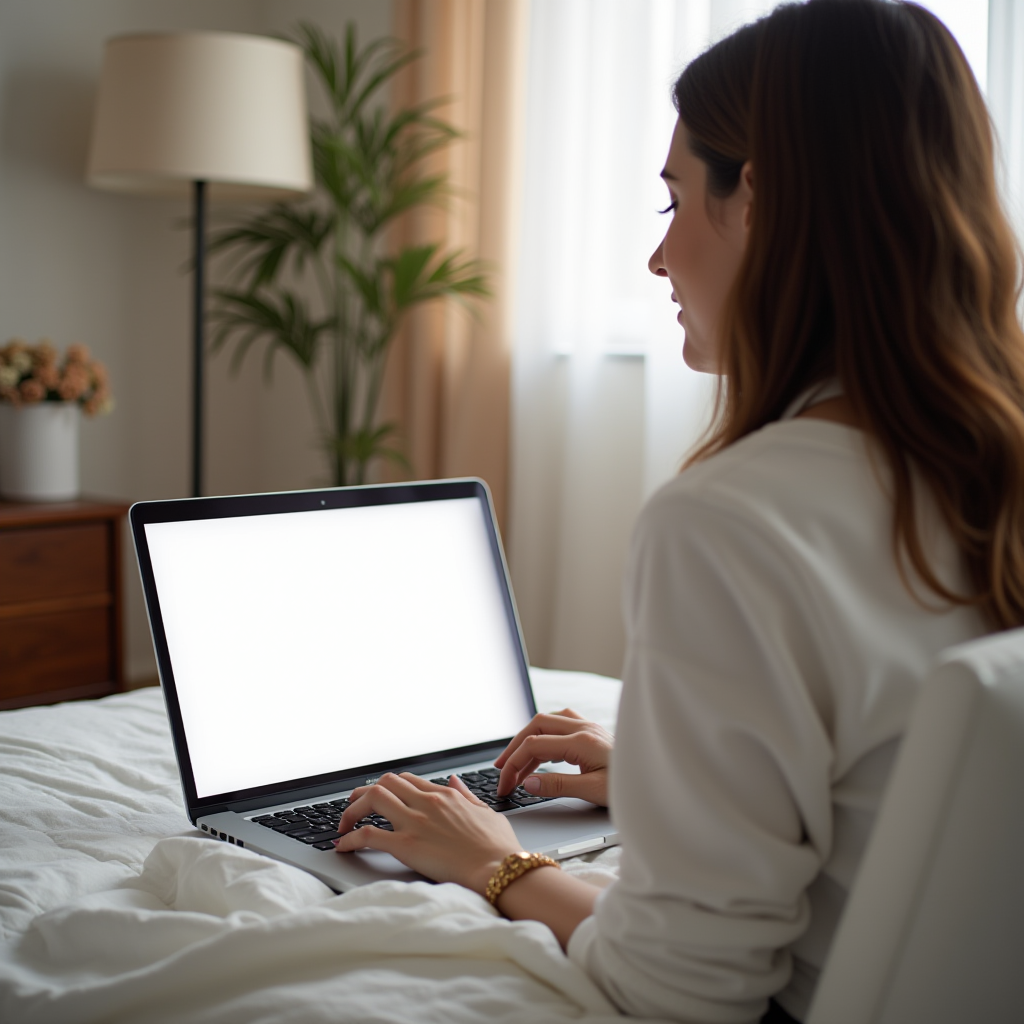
[208,206,333,290]
[335,254,383,321]
[210,289,332,377]
[385,244,490,313]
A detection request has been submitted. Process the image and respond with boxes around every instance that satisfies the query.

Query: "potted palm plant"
[209,22,489,486]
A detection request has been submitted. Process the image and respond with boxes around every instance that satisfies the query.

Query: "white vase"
[0,402,80,501]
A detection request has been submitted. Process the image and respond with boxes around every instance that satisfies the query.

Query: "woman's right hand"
[495,708,613,807]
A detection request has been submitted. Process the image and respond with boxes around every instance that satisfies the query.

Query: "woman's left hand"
[333,773,520,895]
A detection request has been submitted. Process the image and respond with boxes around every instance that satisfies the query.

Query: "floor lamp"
[86,32,312,497]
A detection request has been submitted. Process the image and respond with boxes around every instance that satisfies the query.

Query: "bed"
[0,668,641,1024]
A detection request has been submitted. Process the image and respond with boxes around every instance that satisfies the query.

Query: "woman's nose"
[649,239,667,277]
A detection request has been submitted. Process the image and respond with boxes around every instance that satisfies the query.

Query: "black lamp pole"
[191,179,206,498]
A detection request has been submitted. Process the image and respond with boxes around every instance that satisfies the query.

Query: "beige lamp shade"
[87,31,312,201]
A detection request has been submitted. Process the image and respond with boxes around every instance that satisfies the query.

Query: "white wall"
[0,0,391,681]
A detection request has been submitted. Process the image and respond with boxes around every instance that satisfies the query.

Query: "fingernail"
[524,775,541,793]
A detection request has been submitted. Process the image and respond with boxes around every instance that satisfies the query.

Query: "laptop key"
[300,830,341,844]
[352,815,393,829]
[312,840,339,850]
[490,800,518,812]
[430,778,449,786]
[287,827,321,839]
[273,821,315,834]
[512,795,547,806]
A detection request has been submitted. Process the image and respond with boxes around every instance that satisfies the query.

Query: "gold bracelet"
[485,851,560,907]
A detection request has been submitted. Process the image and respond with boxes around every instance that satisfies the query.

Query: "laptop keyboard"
[248,768,552,851]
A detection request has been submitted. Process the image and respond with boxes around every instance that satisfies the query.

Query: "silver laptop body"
[131,478,617,891]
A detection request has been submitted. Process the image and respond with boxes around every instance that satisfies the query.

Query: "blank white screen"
[145,497,533,798]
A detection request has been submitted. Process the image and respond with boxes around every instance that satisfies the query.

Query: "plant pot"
[0,402,80,501]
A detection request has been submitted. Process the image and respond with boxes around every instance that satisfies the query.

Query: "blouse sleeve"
[567,484,838,1023]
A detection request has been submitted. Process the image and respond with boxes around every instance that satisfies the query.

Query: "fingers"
[497,731,608,796]
[390,772,435,793]
[519,767,608,807]
[448,774,487,805]
[493,710,586,768]
[493,709,592,768]
[392,772,486,807]
[337,776,411,834]
[338,772,478,836]
[338,772,435,832]
[496,753,544,796]
[333,819,400,854]
[331,771,521,887]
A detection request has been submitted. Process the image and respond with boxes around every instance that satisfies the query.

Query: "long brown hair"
[674,0,1024,630]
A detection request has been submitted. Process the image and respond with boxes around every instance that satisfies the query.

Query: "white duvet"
[0,670,646,1024]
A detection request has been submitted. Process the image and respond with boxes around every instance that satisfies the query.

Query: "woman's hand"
[494,708,613,807]
[333,773,519,894]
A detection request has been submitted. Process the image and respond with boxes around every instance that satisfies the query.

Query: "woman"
[333,2,1024,1020]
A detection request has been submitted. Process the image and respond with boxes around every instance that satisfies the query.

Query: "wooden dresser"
[0,498,129,710]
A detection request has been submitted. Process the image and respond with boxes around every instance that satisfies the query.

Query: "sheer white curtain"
[988,0,1024,246]
[507,0,773,677]
[508,0,1008,680]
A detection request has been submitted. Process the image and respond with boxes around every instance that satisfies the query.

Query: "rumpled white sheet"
[0,669,646,1024]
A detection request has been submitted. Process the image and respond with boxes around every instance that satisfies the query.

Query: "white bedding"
[0,670,647,1023]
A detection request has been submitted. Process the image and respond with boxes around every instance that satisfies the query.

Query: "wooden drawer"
[0,605,113,705]
[0,499,128,709]
[0,523,110,606]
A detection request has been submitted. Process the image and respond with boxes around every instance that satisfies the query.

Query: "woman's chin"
[681,336,715,374]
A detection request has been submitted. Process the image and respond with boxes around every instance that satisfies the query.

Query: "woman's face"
[649,119,752,373]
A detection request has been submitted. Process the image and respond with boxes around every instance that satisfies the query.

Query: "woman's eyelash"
[658,201,677,215]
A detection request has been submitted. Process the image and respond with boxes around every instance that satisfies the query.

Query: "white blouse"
[567,417,987,1023]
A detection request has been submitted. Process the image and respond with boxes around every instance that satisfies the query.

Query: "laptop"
[131,477,617,892]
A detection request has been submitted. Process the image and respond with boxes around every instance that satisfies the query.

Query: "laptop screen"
[143,493,533,799]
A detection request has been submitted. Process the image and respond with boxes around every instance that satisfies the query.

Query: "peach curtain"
[385,0,527,533]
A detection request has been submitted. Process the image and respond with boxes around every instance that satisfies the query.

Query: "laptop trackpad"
[344,849,427,884]
[510,799,614,856]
